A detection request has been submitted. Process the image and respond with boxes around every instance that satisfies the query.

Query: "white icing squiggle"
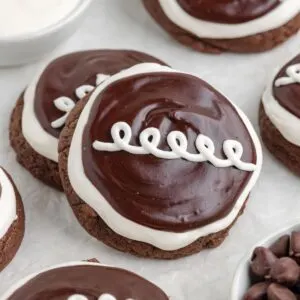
[0,168,17,239]
[67,63,263,251]
[69,294,131,300]
[75,75,110,99]
[75,85,95,100]
[158,0,300,39]
[96,74,111,85]
[98,295,117,300]
[68,295,89,300]
[51,74,110,129]
[22,62,110,162]
[275,64,300,87]
[51,97,76,129]
[93,121,256,172]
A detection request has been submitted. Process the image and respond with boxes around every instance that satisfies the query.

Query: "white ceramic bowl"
[231,220,300,300]
[0,0,92,67]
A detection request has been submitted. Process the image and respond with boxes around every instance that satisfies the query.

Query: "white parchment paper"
[1,1,300,299]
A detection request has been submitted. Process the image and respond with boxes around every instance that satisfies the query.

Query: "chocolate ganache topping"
[273,54,300,118]
[82,71,257,233]
[6,264,169,300]
[177,0,280,24]
[34,50,165,138]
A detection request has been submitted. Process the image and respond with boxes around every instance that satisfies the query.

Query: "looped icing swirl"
[51,74,110,129]
[68,294,133,300]
[275,63,300,87]
[92,121,257,172]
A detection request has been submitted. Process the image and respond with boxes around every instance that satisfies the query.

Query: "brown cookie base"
[143,0,300,54]
[0,171,25,272]
[58,97,248,259]
[9,96,63,191]
[260,103,300,176]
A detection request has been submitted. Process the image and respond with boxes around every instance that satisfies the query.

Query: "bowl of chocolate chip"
[231,221,300,300]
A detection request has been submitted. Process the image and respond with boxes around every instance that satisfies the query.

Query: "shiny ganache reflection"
[7,265,168,300]
[273,54,300,118]
[82,72,256,233]
[177,0,280,24]
[34,50,165,138]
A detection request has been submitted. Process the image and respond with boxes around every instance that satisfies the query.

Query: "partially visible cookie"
[1,261,169,299]
[59,63,262,259]
[9,50,166,190]
[143,0,300,53]
[260,53,300,175]
[0,167,25,272]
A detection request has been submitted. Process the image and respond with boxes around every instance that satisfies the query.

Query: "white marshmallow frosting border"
[67,63,263,251]
[22,62,60,163]
[0,168,17,240]
[158,0,300,39]
[0,261,139,299]
[262,57,300,146]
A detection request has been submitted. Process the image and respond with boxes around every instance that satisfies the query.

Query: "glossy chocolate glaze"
[34,50,165,138]
[273,54,300,118]
[82,72,256,232]
[7,264,169,300]
[177,0,280,24]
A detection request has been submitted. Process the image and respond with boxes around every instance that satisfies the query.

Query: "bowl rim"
[230,219,300,300]
[0,0,92,43]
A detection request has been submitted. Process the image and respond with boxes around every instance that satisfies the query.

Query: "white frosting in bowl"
[0,0,92,66]
[0,0,81,38]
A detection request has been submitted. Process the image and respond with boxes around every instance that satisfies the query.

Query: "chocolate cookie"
[260,54,300,175]
[9,50,166,190]
[58,63,262,259]
[1,261,169,299]
[143,0,300,53]
[0,167,25,272]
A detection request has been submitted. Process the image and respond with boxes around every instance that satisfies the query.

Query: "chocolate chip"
[270,258,300,286]
[267,283,297,300]
[243,282,270,300]
[251,247,278,278]
[290,232,300,259]
[86,258,99,263]
[270,235,290,258]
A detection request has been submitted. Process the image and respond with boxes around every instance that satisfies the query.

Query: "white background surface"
[1,1,300,299]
